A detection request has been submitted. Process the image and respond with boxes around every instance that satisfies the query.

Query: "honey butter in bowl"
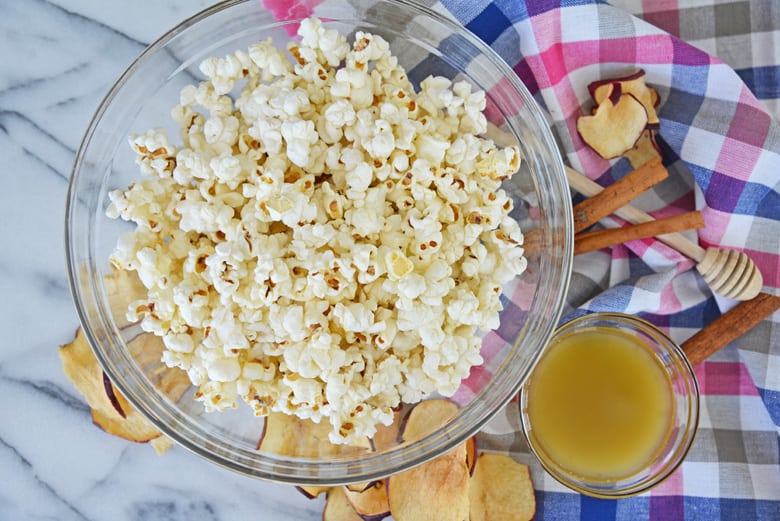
[521,312,699,498]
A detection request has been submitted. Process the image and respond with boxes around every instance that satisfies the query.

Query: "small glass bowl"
[66,0,572,485]
[520,312,699,498]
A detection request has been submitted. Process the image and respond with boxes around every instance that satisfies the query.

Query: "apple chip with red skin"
[577,93,649,159]
[343,480,390,521]
[90,407,162,444]
[59,328,162,443]
[589,69,660,128]
[469,453,536,521]
[59,268,189,451]
[345,482,373,493]
[623,128,662,169]
[579,70,665,161]
[386,399,471,521]
[296,485,332,500]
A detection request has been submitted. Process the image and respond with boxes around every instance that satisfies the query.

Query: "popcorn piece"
[281,119,318,168]
[386,250,414,280]
[248,38,292,79]
[207,357,242,382]
[297,17,350,67]
[128,129,177,178]
[107,18,527,444]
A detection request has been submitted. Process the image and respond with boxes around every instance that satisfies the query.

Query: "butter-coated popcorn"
[107,19,527,444]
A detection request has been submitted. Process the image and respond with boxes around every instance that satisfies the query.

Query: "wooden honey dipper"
[565,165,764,301]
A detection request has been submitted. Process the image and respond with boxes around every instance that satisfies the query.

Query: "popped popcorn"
[107,18,527,444]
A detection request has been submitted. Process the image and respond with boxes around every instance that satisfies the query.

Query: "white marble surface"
[1,1,326,519]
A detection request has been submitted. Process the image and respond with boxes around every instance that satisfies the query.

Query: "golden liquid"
[527,328,674,480]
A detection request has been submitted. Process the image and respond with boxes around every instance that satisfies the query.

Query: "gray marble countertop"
[2,2,322,519]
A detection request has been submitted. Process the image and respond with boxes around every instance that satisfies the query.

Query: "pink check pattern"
[436,0,780,519]
[269,0,779,518]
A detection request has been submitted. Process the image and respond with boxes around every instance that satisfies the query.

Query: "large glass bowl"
[65,0,572,485]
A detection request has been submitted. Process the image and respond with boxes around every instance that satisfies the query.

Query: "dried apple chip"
[465,436,478,475]
[127,333,191,400]
[469,453,536,521]
[343,480,390,521]
[577,93,648,159]
[399,399,459,443]
[344,482,373,493]
[623,128,662,169]
[257,412,302,453]
[91,407,161,443]
[589,81,622,106]
[387,445,470,521]
[386,399,471,520]
[60,328,163,443]
[589,69,660,128]
[323,487,364,521]
[370,409,403,451]
[60,329,106,410]
[296,485,332,499]
[102,370,126,418]
[257,412,370,458]
[149,435,175,455]
[103,267,148,328]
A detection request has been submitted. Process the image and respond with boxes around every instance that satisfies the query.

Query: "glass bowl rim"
[520,311,701,498]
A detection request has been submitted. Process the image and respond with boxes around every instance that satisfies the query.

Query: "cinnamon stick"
[521,228,544,256]
[574,211,704,255]
[572,157,668,233]
[681,293,780,366]
[566,166,706,262]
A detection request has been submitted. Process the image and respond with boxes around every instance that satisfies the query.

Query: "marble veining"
[0,1,328,519]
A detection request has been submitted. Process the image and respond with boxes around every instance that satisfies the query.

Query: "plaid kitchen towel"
[432,0,780,520]
[267,0,779,518]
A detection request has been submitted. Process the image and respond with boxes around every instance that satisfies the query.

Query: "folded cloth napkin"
[435,0,780,519]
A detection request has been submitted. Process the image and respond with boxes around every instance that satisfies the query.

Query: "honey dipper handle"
[565,166,707,262]
[681,293,780,365]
